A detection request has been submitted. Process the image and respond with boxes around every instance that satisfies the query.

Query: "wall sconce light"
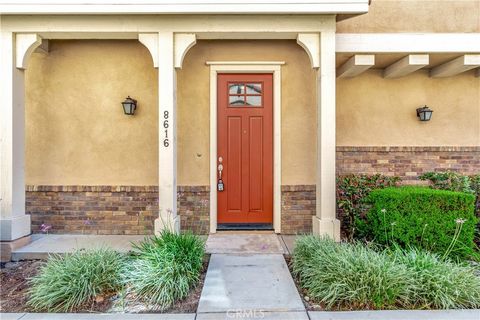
[416,105,433,121]
[121,96,137,115]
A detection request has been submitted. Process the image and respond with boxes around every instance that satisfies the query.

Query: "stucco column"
[312,29,341,241]
[0,31,31,242]
[155,31,180,233]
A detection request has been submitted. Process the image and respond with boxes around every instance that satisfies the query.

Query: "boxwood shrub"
[361,186,477,258]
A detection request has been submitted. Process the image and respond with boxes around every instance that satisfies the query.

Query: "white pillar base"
[154,213,180,234]
[312,216,340,242]
[0,215,31,241]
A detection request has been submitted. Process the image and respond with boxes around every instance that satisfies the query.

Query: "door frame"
[208,61,284,233]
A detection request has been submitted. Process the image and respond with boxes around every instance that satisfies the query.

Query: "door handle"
[217,156,223,179]
[217,156,224,191]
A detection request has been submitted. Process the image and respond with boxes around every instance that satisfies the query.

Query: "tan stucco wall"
[337,0,480,33]
[336,69,480,146]
[25,40,480,186]
[177,40,317,186]
[25,40,159,185]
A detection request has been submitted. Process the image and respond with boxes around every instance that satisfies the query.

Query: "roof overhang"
[0,0,369,15]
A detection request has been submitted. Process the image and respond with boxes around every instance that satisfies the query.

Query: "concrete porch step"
[10,234,146,261]
[10,233,297,261]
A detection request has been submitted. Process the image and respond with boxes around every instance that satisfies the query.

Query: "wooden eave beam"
[383,54,429,79]
[337,54,375,78]
[430,55,480,78]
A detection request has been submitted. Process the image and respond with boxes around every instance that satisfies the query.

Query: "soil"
[1,260,44,313]
[0,255,210,314]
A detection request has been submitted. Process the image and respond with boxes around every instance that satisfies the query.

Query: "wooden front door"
[217,73,273,225]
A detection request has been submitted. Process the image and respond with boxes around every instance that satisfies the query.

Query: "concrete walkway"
[308,309,480,320]
[0,314,194,320]
[198,233,307,319]
[3,309,478,319]
[197,254,305,316]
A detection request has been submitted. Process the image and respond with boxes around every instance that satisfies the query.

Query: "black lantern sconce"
[121,96,137,115]
[416,105,433,122]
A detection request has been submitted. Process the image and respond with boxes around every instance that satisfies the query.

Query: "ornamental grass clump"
[123,230,205,310]
[28,248,124,312]
[292,235,411,309]
[392,248,480,309]
[292,236,480,310]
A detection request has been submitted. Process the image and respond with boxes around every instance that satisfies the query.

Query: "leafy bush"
[419,171,478,195]
[420,171,480,245]
[337,174,401,240]
[28,248,124,312]
[123,230,205,310]
[292,236,480,310]
[362,186,477,258]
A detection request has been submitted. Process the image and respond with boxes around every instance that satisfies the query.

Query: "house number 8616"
[163,110,169,147]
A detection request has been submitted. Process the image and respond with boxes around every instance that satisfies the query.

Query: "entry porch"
[1,14,342,250]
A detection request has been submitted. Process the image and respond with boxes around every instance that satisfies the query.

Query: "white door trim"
[208,61,284,233]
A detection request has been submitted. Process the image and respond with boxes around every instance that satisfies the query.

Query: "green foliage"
[363,186,477,259]
[292,236,480,310]
[419,171,477,194]
[337,174,401,241]
[292,236,411,309]
[470,174,480,197]
[123,230,205,310]
[420,172,480,245]
[392,248,480,309]
[28,248,124,312]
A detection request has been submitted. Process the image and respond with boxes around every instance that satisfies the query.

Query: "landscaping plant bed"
[0,255,209,314]
[285,236,480,311]
[284,255,330,312]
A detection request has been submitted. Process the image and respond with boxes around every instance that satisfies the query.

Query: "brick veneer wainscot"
[281,185,315,234]
[26,186,158,235]
[177,186,210,234]
[26,147,479,235]
[337,146,480,181]
[282,146,480,234]
[27,186,210,235]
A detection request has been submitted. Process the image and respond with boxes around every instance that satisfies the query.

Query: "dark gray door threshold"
[217,223,273,231]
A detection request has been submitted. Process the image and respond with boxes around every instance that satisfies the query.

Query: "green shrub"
[337,174,401,241]
[362,186,477,258]
[292,236,480,310]
[419,171,478,195]
[420,171,480,245]
[28,248,124,312]
[123,230,205,310]
[420,171,471,193]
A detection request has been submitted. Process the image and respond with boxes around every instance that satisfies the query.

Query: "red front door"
[217,73,273,224]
